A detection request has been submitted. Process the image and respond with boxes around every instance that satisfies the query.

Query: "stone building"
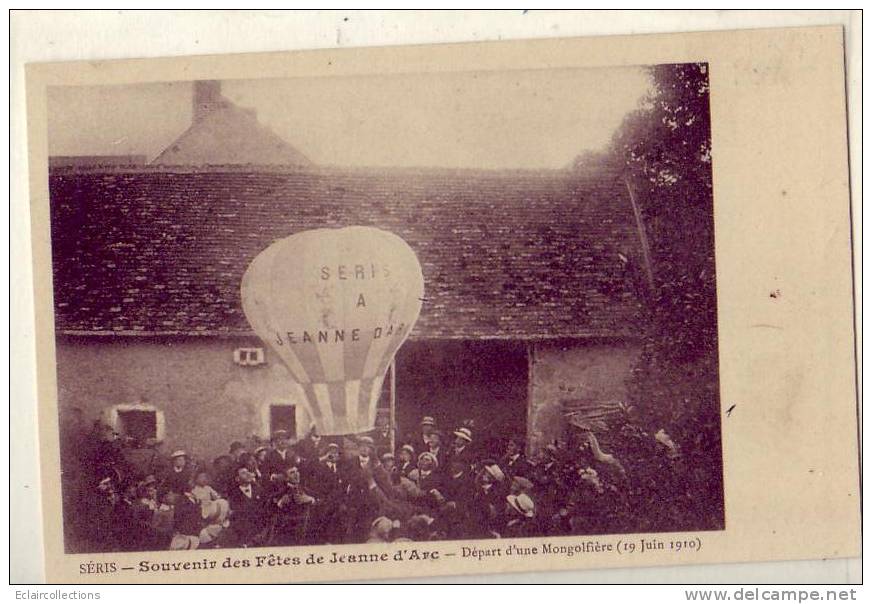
[47,81,650,462]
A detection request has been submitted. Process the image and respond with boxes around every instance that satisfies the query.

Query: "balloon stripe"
[299,382,322,422]
[359,236,399,380]
[326,380,349,435]
[335,231,368,382]
[344,331,374,380]
[375,248,424,379]
[241,226,424,437]
[367,374,385,429]
[311,383,335,435]
[277,234,326,384]
[344,379,362,433]
[243,245,313,382]
[312,230,344,382]
[277,345,312,385]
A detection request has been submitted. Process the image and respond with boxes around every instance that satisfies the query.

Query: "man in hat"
[509,474,535,497]
[161,450,193,495]
[294,425,322,465]
[87,475,122,552]
[424,430,446,472]
[440,459,473,503]
[409,416,437,454]
[262,430,298,486]
[379,452,396,474]
[229,441,248,464]
[437,459,474,538]
[446,427,475,470]
[502,493,537,538]
[341,435,377,483]
[272,465,317,546]
[396,444,416,478]
[211,454,235,497]
[531,444,565,530]
[169,487,203,550]
[227,467,269,547]
[308,442,347,544]
[310,443,347,508]
[502,437,534,479]
[338,437,382,543]
[356,435,376,465]
[408,452,443,508]
[464,462,507,538]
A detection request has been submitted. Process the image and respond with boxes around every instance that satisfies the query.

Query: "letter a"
[357,293,366,308]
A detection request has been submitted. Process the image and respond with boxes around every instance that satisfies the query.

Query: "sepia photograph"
[16,16,859,585]
[48,63,724,554]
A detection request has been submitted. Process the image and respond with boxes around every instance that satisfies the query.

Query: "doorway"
[394,339,529,457]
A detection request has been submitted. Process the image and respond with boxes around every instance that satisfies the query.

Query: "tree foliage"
[607,64,722,518]
[613,63,717,364]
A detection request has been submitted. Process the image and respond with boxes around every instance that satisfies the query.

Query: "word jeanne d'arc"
[274,323,409,347]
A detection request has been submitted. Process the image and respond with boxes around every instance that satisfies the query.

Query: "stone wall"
[55,336,641,462]
[55,336,312,463]
[528,339,642,451]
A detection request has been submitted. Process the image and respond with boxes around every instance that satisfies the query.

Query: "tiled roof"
[151,104,313,167]
[48,165,648,339]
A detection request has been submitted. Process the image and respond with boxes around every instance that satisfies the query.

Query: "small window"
[269,405,296,436]
[103,404,166,443]
[117,409,158,441]
[234,347,265,366]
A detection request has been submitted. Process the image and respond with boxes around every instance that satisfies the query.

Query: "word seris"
[320,263,390,281]
[275,323,407,346]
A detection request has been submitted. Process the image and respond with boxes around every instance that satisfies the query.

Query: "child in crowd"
[190,470,230,528]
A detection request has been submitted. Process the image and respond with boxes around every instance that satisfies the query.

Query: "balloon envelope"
[241,226,424,435]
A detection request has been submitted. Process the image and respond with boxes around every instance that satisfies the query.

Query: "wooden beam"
[624,177,655,290]
[389,359,397,453]
[525,341,535,457]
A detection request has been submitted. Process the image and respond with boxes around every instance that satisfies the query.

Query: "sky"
[47,66,651,170]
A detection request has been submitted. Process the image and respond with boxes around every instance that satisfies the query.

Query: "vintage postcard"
[23,25,859,583]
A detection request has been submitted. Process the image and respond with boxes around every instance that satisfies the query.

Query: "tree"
[612,62,717,363]
[600,64,723,530]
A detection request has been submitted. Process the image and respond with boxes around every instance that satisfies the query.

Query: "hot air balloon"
[241,226,424,436]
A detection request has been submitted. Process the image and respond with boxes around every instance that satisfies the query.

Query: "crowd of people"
[63,413,710,553]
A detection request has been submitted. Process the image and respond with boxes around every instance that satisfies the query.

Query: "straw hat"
[507,493,535,518]
[483,464,505,482]
[418,451,439,469]
[453,427,473,442]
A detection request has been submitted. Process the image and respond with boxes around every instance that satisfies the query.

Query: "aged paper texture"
[24,25,859,583]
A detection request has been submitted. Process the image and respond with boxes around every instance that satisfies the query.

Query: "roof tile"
[49,165,647,339]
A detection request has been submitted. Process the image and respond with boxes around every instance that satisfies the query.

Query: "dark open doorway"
[394,339,529,457]
[269,405,297,436]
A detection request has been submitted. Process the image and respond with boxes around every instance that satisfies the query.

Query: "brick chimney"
[192,80,225,123]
